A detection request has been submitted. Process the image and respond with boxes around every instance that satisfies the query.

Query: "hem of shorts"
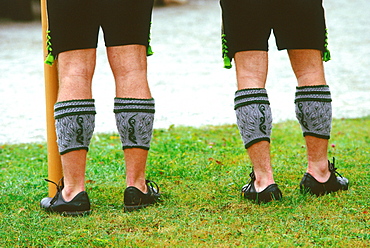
[277,46,325,52]
[105,42,148,48]
[230,48,268,59]
[53,46,98,58]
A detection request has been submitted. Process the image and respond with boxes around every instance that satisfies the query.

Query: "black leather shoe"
[300,158,349,196]
[124,180,161,212]
[241,172,282,203]
[40,179,92,216]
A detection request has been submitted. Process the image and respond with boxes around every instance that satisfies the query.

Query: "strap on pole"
[41,0,63,197]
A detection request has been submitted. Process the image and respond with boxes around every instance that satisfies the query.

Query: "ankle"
[62,187,84,202]
[253,171,275,192]
[127,178,147,193]
[307,160,330,183]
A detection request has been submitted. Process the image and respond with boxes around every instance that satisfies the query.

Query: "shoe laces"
[329,157,344,178]
[241,171,255,192]
[44,178,64,205]
[249,171,256,181]
[146,180,160,194]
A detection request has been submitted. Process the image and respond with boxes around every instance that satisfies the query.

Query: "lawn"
[0,117,369,247]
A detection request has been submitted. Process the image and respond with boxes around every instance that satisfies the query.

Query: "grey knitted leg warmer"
[234,88,272,149]
[295,85,332,139]
[54,99,96,155]
[114,98,155,150]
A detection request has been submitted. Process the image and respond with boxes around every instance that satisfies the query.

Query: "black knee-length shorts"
[220,0,329,66]
[46,0,154,58]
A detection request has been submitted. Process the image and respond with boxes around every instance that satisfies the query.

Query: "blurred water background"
[0,0,369,144]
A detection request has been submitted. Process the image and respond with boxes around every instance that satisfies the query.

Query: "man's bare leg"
[107,45,152,193]
[234,51,275,192]
[56,48,97,201]
[288,49,330,183]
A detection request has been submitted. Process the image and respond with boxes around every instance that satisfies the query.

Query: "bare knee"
[288,49,326,86]
[57,49,96,101]
[107,45,147,78]
[234,51,268,89]
[58,49,96,81]
[107,45,151,98]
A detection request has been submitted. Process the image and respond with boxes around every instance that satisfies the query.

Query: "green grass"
[0,117,369,247]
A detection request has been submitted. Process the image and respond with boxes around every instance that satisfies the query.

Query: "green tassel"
[322,28,331,62]
[323,49,331,62]
[221,33,232,69]
[44,30,55,65]
[147,45,154,56]
[146,22,154,56]
[45,53,55,66]
[223,55,232,69]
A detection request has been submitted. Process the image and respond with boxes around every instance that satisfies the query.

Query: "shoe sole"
[124,203,154,212]
[61,210,92,217]
[43,209,92,217]
[300,185,348,196]
[257,191,282,203]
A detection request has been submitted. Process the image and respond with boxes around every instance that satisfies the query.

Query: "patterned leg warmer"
[54,99,96,155]
[114,98,155,150]
[234,88,272,149]
[295,85,332,139]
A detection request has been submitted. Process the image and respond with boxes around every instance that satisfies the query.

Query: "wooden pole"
[41,0,62,197]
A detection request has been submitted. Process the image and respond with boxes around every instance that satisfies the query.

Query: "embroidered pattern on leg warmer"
[114,98,155,150]
[295,85,332,139]
[54,99,96,155]
[234,89,272,149]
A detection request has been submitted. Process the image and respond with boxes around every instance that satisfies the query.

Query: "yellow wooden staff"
[41,0,62,197]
